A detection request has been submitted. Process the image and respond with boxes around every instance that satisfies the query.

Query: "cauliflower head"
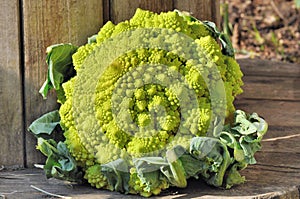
[58,8,243,196]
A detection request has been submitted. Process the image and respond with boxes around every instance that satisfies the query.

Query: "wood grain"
[109,0,220,25]
[0,0,24,167]
[235,99,300,127]
[238,58,300,78]
[1,54,300,197]
[2,2,299,198]
[0,159,299,199]
[22,0,103,166]
[109,0,174,23]
[174,0,220,27]
[240,76,300,101]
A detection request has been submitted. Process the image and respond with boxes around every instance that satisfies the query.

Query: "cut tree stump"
[0,59,299,198]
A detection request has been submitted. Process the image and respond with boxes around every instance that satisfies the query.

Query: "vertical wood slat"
[109,0,220,26]
[0,0,24,167]
[22,0,103,166]
[174,0,220,27]
[109,0,174,23]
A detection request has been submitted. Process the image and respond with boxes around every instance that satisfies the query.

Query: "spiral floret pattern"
[58,8,244,196]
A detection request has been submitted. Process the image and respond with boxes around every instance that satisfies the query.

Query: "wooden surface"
[108,0,220,25]
[0,58,299,199]
[0,0,220,168]
[174,0,220,28]
[109,0,174,23]
[22,0,103,167]
[0,0,24,167]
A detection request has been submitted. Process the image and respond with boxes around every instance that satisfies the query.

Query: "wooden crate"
[0,0,220,167]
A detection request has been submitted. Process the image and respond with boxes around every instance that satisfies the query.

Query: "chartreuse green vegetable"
[28,8,268,197]
[35,137,83,182]
[39,44,78,102]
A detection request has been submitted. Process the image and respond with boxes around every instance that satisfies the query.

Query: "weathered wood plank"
[0,0,24,167]
[174,0,220,26]
[248,124,300,159]
[240,76,300,101]
[109,0,174,23]
[107,0,220,26]
[22,0,103,166]
[238,58,300,78]
[235,99,300,127]
[1,102,299,199]
[255,151,300,170]
[262,135,300,154]
[1,158,300,199]
[264,125,300,139]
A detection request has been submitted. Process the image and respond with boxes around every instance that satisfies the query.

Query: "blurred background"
[221,0,300,63]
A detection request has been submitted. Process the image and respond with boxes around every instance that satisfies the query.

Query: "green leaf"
[133,157,167,192]
[39,43,78,99]
[212,116,225,137]
[232,121,257,135]
[131,157,169,195]
[170,146,203,179]
[239,136,261,164]
[227,110,268,165]
[57,142,77,171]
[134,157,168,173]
[28,110,60,137]
[88,34,98,44]
[39,79,53,99]
[225,162,246,189]
[220,131,244,162]
[161,147,187,188]
[190,137,231,187]
[101,159,130,193]
[202,21,235,57]
[232,110,258,135]
[174,9,197,22]
[36,138,58,157]
[174,9,235,57]
[36,138,83,183]
[249,112,268,136]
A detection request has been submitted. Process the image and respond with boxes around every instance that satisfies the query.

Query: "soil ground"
[222,0,300,63]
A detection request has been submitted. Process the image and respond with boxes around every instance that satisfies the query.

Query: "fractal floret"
[29,8,268,197]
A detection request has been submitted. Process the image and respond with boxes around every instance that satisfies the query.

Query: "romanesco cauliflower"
[42,8,246,197]
[60,9,242,195]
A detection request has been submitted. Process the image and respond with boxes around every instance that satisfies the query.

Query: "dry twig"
[30,185,72,199]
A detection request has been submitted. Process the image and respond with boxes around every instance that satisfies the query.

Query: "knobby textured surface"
[0,59,299,199]
[0,0,220,168]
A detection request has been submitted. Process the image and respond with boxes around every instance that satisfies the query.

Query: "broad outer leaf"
[36,138,83,182]
[101,159,130,193]
[190,137,231,187]
[162,147,187,188]
[28,110,60,137]
[40,43,78,99]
